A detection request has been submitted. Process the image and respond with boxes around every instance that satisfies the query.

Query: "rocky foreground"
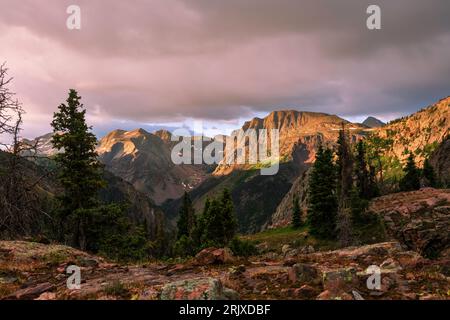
[0,189,449,300]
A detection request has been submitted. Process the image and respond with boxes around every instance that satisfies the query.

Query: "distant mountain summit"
[97,128,211,204]
[213,110,367,175]
[362,116,385,128]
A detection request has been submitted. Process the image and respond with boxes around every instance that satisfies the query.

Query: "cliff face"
[268,168,311,229]
[430,135,450,187]
[97,128,211,204]
[374,97,450,166]
[213,110,366,176]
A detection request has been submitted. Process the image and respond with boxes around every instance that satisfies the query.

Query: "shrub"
[228,238,257,257]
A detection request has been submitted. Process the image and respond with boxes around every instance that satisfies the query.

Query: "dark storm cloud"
[0,0,449,136]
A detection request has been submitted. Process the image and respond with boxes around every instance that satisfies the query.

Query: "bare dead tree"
[0,62,53,239]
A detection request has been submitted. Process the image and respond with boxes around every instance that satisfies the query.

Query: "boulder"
[316,290,353,300]
[9,282,55,300]
[194,248,234,265]
[370,189,450,258]
[322,268,358,292]
[35,292,57,300]
[294,285,318,299]
[288,263,319,284]
[281,245,291,255]
[159,277,238,300]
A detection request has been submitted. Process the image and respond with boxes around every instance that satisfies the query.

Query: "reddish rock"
[322,268,358,292]
[9,282,55,300]
[293,285,317,299]
[35,292,57,300]
[288,263,319,284]
[194,248,235,265]
[317,290,353,300]
[160,277,238,300]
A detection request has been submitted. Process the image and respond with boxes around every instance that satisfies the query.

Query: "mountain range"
[25,97,450,233]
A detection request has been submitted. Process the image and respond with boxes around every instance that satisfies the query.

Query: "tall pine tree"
[336,127,354,246]
[51,89,104,249]
[355,140,371,199]
[202,189,237,247]
[399,153,421,191]
[291,195,302,229]
[307,145,338,239]
[221,189,237,244]
[422,158,437,188]
[177,192,196,239]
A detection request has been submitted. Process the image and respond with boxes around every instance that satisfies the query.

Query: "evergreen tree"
[307,145,338,239]
[221,188,237,244]
[335,127,354,246]
[203,198,225,245]
[202,189,237,247]
[422,158,437,188]
[193,198,210,247]
[177,192,196,239]
[336,127,354,202]
[368,165,380,197]
[291,195,302,229]
[399,153,421,191]
[51,89,104,249]
[354,140,371,199]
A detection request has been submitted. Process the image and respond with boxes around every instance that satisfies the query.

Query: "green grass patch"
[240,225,337,252]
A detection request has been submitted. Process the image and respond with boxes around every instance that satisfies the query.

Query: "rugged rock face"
[369,188,450,258]
[268,169,311,229]
[24,129,213,205]
[374,97,450,165]
[97,128,211,204]
[213,110,366,176]
[430,135,450,187]
[22,133,57,157]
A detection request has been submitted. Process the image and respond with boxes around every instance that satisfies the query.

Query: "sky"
[0,0,449,139]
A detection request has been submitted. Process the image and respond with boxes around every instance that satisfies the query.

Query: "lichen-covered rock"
[288,263,319,284]
[316,290,353,300]
[322,268,358,292]
[159,278,238,300]
[370,188,450,258]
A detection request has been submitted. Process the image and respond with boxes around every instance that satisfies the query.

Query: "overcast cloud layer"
[0,0,449,138]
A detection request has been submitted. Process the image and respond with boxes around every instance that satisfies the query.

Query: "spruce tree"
[399,153,421,191]
[335,127,354,246]
[51,89,104,249]
[202,189,237,247]
[355,140,371,199]
[307,145,338,239]
[177,192,196,239]
[203,198,225,246]
[422,158,437,188]
[291,195,302,229]
[221,188,237,244]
